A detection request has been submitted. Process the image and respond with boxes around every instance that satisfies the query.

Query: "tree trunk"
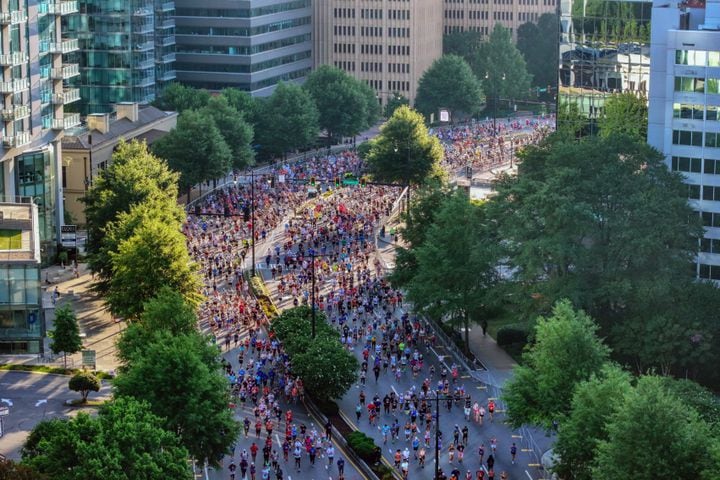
[63,352,67,369]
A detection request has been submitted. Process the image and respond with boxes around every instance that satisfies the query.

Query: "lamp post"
[485,72,506,136]
[307,248,336,338]
[394,138,411,215]
[430,393,463,480]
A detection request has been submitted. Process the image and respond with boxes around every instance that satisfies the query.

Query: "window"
[672,156,702,173]
[673,103,704,120]
[676,49,707,66]
[0,230,22,250]
[699,263,720,280]
[673,130,703,146]
[675,76,705,93]
[689,184,701,199]
[706,132,720,148]
[708,106,720,121]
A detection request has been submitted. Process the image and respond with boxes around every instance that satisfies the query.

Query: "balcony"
[51,63,79,80]
[0,52,28,67]
[157,1,174,12]
[52,88,80,105]
[51,113,81,130]
[133,41,154,52]
[39,1,79,15]
[160,52,176,63]
[0,10,27,25]
[49,39,79,54]
[156,36,176,47]
[158,18,175,29]
[0,78,29,94]
[133,21,154,34]
[132,7,152,16]
[159,70,176,82]
[0,105,30,122]
[3,132,31,148]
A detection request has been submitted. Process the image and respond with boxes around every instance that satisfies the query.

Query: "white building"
[648,0,720,280]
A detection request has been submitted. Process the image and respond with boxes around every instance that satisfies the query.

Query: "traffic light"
[334,176,340,187]
[310,176,316,186]
[360,177,367,188]
[270,176,276,188]
[194,204,201,216]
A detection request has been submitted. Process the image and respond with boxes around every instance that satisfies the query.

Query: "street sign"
[82,350,96,369]
[61,225,77,248]
[342,178,359,186]
[0,406,8,416]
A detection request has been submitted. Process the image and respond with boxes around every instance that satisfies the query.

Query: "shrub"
[497,323,530,346]
[314,397,339,416]
[347,431,381,464]
[68,371,101,402]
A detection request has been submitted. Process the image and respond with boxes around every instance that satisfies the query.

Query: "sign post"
[60,225,77,249]
[81,350,96,370]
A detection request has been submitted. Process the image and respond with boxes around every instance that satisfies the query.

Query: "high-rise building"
[62,0,176,115]
[557,0,653,134]
[647,0,719,279]
[174,0,313,95]
[313,0,443,106]
[0,0,81,259]
[443,0,558,39]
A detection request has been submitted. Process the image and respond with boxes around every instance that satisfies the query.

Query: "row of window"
[334,43,356,54]
[175,1,310,19]
[334,25,355,36]
[174,51,311,74]
[367,79,382,91]
[672,129,720,148]
[388,9,410,20]
[360,44,382,55]
[674,76,720,94]
[675,50,720,67]
[701,238,720,254]
[699,263,720,280]
[445,26,493,35]
[388,80,410,91]
[361,9,383,19]
[388,27,410,38]
[334,60,355,72]
[360,26,382,37]
[685,184,720,201]
[673,103,720,121]
[175,17,310,37]
[361,62,382,72]
[389,63,409,73]
[519,12,539,22]
[182,67,311,92]
[469,11,489,19]
[672,156,720,175]
[334,44,410,56]
[177,33,310,56]
[446,10,465,19]
[334,8,355,18]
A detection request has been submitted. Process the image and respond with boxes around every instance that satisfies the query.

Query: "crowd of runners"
[184,116,553,480]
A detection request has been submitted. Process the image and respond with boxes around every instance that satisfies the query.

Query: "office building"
[62,0,176,115]
[0,200,43,354]
[62,103,177,225]
[443,0,558,39]
[558,0,653,134]
[0,0,82,262]
[647,0,720,280]
[313,0,443,106]
[174,0,312,95]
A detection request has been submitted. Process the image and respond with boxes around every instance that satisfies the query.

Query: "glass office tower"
[63,0,176,115]
[558,0,653,134]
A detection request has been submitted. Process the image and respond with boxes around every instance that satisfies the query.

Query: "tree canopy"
[383,93,409,118]
[21,397,193,480]
[443,30,484,64]
[50,305,82,368]
[153,82,210,112]
[472,24,532,103]
[598,92,648,140]
[516,14,559,91]
[199,95,255,170]
[365,106,444,186]
[415,54,484,120]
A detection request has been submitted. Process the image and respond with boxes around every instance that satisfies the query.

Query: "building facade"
[62,0,176,115]
[557,0,653,134]
[647,0,720,280]
[0,200,43,354]
[0,0,84,262]
[61,103,177,225]
[443,0,558,39]
[313,0,443,106]
[174,0,313,95]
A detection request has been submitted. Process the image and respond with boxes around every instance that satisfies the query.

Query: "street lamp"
[307,248,335,338]
[485,72,506,136]
[393,139,411,215]
[430,393,465,480]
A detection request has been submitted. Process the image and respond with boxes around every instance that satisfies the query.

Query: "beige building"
[313,0,443,106]
[443,0,558,40]
[61,103,177,226]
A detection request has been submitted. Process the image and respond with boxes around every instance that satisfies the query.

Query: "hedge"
[496,323,530,347]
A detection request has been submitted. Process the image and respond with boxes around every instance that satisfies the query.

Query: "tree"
[407,191,500,350]
[555,101,590,139]
[22,397,192,480]
[553,364,632,480]
[304,65,378,142]
[443,30,484,64]
[50,305,82,368]
[107,218,201,320]
[472,24,532,105]
[221,88,257,120]
[255,82,320,157]
[415,55,484,120]
[491,135,702,329]
[598,92,648,140]
[516,14,559,91]
[503,300,610,429]
[384,93,409,118]
[82,140,179,287]
[152,109,233,198]
[592,376,717,480]
[153,82,210,112]
[292,338,358,400]
[113,335,239,466]
[365,106,444,187]
[200,95,254,170]
[0,457,45,480]
[68,371,100,403]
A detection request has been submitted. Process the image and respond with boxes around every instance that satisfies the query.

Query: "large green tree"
[82,140,179,285]
[255,82,320,157]
[516,14,559,91]
[50,305,82,368]
[553,364,632,480]
[384,93,409,118]
[592,376,717,480]
[365,106,444,187]
[407,191,500,349]
[503,300,610,429]
[113,335,239,466]
[152,109,233,198]
[304,65,379,142]
[472,24,532,105]
[22,397,192,480]
[200,95,254,170]
[443,30,484,64]
[0,457,45,480]
[598,92,648,140]
[491,135,702,328]
[107,217,201,320]
[415,55,484,120]
[153,82,210,112]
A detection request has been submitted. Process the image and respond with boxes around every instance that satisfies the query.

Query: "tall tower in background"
[313,0,443,106]
[443,0,558,40]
